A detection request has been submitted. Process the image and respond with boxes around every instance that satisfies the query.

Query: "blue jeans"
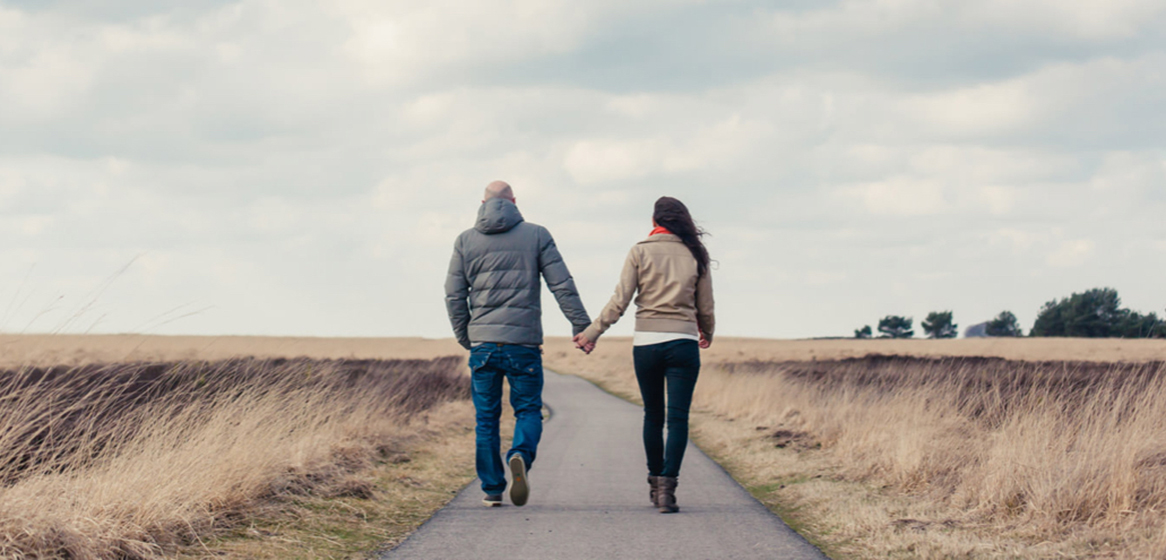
[469,343,544,494]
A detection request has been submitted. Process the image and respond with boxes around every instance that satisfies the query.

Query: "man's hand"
[573,333,596,355]
[699,331,711,349]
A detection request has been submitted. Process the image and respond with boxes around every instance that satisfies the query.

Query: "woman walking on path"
[573,196,715,514]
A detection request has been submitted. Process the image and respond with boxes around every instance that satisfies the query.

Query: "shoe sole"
[509,455,529,507]
[482,498,502,507]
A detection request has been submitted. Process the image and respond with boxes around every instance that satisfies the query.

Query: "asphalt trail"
[382,369,828,559]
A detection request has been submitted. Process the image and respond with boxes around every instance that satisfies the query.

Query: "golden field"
[4,333,1166,558]
[4,333,1162,368]
[0,334,467,368]
[547,336,1166,364]
[544,336,1166,558]
[0,335,474,559]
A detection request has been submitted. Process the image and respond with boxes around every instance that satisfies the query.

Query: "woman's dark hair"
[653,196,710,277]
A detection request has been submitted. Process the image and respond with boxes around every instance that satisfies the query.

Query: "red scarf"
[649,226,672,236]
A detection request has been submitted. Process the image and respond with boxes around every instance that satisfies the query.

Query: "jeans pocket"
[506,348,542,376]
[468,348,492,373]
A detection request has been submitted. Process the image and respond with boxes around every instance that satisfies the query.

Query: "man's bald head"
[483,181,515,202]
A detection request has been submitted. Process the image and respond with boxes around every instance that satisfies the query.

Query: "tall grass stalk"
[696,357,1166,549]
[0,357,467,559]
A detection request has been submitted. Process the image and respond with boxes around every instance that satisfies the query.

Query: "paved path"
[383,370,828,559]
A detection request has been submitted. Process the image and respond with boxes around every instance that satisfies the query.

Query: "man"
[445,180,591,507]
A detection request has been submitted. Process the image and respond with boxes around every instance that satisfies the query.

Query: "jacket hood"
[475,198,525,234]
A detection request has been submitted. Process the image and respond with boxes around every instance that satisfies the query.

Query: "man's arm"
[537,228,591,335]
[444,236,472,350]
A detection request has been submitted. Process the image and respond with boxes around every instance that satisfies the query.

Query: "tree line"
[854,287,1165,339]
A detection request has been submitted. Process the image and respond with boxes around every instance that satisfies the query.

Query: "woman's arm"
[580,248,639,342]
[695,269,715,344]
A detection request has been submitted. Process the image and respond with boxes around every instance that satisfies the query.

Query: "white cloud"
[764,0,1166,43]
[986,227,1042,253]
[804,270,847,286]
[564,139,666,184]
[839,176,948,216]
[0,0,1163,339]
[965,0,1166,40]
[905,80,1037,136]
[0,41,97,120]
[1090,151,1166,193]
[332,0,711,86]
[336,1,590,84]
[977,185,1016,216]
[563,111,769,184]
[1046,239,1096,267]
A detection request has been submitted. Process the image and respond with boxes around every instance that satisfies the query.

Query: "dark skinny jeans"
[633,339,700,478]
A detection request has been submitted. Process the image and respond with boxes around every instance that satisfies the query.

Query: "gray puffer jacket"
[445,198,591,350]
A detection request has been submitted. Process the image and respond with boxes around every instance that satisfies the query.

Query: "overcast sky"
[1,0,1163,340]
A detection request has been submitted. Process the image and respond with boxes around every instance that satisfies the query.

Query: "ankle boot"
[648,475,661,506]
[657,476,679,513]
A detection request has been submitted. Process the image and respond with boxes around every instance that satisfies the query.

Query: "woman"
[573,196,715,514]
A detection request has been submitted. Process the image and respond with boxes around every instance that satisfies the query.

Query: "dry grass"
[0,356,470,559]
[174,400,477,559]
[10,334,1166,557]
[7,334,1163,371]
[0,335,467,369]
[544,337,1166,558]
[645,336,1166,364]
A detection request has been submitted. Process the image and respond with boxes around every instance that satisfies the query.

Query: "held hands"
[573,333,596,355]
[699,331,711,349]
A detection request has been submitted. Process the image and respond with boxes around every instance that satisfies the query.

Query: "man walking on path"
[445,181,591,507]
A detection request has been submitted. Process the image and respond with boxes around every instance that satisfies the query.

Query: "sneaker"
[482,494,503,507]
[508,454,530,507]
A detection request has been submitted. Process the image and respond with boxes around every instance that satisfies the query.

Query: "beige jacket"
[582,234,715,342]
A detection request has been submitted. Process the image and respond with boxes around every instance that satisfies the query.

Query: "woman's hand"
[573,333,596,355]
[699,331,711,349]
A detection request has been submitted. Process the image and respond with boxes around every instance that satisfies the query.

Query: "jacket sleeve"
[444,236,472,350]
[581,248,638,342]
[538,228,591,335]
[696,269,715,343]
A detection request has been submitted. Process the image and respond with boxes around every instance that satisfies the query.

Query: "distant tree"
[985,311,1022,337]
[854,325,872,339]
[877,315,914,339]
[1119,311,1165,338]
[1031,287,1164,338]
[922,311,958,339]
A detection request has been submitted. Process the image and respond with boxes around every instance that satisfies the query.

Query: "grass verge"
[176,400,476,559]
[0,356,472,559]
[546,341,1166,558]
